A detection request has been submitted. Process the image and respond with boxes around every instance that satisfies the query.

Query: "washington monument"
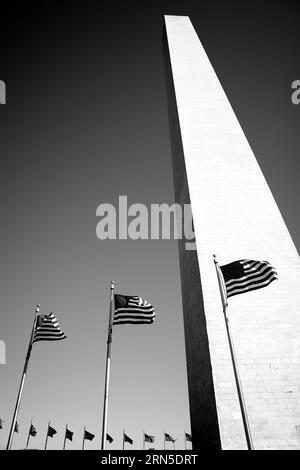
[164,15,300,450]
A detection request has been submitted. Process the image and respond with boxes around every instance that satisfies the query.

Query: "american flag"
[113,295,155,325]
[144,432,155,443]
[164,432,176,442]
[32,313,66,343]
[47,425,57,438]
[65,428,73,441]
[220,259,278,299]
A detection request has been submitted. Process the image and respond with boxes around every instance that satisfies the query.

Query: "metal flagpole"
[213,254,254,450]
[6,304,40,450]
[82,426,85,450]
[26,421,32,449]
[44,422,50,450]
[143,430,145,450]
[101,281,115,450]
[63,425,67,450]
[123,429,125,450]
[184,432,186,450]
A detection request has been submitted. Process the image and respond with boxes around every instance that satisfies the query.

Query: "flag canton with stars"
[220,259,278,299]
[220,260,245,282]
[113,294,155,325]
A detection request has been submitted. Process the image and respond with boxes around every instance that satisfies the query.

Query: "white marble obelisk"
[164,15,300,450]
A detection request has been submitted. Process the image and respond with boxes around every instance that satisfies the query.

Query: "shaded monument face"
[164,15,300,450]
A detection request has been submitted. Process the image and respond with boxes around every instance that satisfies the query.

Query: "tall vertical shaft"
[164,15,300,450]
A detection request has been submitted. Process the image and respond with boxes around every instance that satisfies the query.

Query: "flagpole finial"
[111,280,115,290]
[213,254,217,263]
[36,304,40,313]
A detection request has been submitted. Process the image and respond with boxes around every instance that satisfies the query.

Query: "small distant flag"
[63,426,73,450]
[220,259,278,299]
[14,422,19,433]
[114,295,155,325]
[185,432,192,442]
[33,313,66,343]
[29,424,37,437]
[106,433,113,444]
[65,428,73,441]
[45,423,57,450]
[123,432,133,445]
[26,423,37,448]
[0,419,3,429]
[47,425,57,438]
[84,429,95,441]
[144,433,155,443]
[164,432,175,443]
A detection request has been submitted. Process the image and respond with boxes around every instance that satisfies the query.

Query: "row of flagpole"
[4,255,277,450]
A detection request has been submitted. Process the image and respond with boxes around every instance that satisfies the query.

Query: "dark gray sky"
[0,0,299,450]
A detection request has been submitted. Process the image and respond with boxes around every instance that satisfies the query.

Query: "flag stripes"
[220,259,278,298]
[113,295,155,325]
[33,313,66,343]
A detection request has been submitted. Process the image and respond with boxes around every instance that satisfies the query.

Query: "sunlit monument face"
[164,15,300,450]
